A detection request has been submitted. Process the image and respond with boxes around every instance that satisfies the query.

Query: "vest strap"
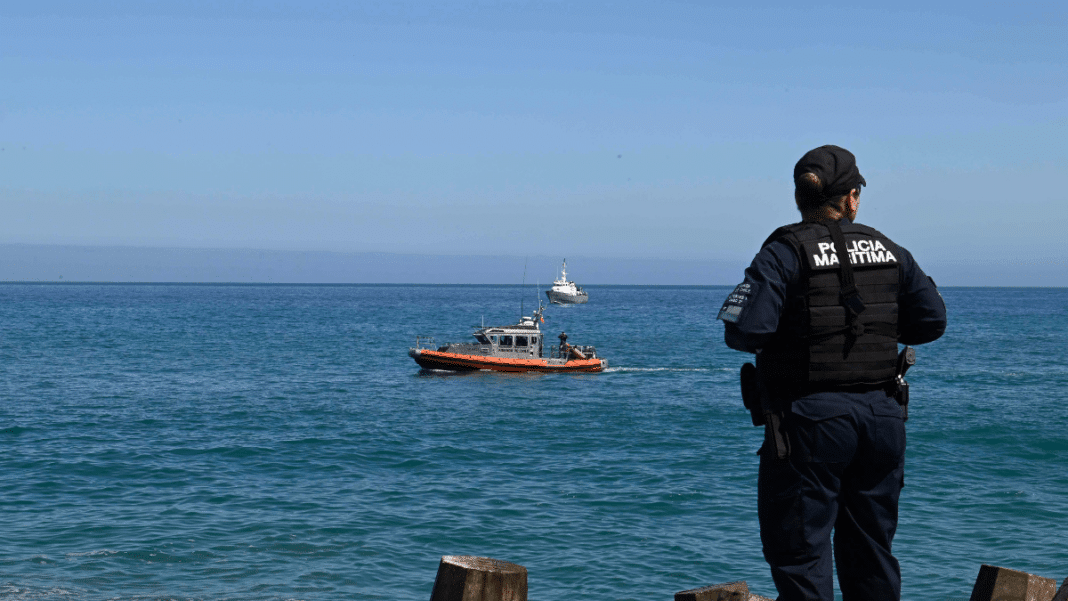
[823,219,866,322]
[805,321,897,343]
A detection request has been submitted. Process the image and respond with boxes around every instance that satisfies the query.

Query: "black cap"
[793,145,866,199]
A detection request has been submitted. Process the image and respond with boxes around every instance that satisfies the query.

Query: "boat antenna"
[520,258,528,319]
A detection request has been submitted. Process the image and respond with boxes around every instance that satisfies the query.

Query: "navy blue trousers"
[758,390,906,601]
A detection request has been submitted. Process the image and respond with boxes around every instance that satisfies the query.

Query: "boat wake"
[605,366,721,373]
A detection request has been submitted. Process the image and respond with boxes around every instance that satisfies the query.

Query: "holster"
[893,346,915,422]
[740,362,764,426]
[894,376,910,421]
[740,362,791,459]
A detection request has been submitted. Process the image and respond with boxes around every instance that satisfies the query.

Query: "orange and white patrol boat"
[408,304,607,373]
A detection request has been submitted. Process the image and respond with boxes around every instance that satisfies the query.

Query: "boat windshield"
[515,336,528,347]
[500,336,513,346]
[474,334,490,344]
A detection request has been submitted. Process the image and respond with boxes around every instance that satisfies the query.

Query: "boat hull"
[409,348,606,373]
[545,290,589,304]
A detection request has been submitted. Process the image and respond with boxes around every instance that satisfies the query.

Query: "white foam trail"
[65,549,118,558]
[604,367,717,373]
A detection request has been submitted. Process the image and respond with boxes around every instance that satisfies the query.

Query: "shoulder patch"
[717,282,751,323]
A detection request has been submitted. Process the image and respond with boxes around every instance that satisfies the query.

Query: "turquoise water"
[1,284,1065,600]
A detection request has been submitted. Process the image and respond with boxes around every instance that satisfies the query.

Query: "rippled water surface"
[1,284,1066,600]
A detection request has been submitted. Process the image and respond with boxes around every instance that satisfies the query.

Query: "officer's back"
[717,145,946,601]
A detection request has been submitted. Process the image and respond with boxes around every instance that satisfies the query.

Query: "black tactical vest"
[757,220,901,389]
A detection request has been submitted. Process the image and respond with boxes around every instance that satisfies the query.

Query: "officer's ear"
[847,189,860,218]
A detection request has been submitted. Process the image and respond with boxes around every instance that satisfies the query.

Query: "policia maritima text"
[717,145,947,601]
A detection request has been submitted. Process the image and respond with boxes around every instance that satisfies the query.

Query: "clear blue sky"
[2,1,1065,284]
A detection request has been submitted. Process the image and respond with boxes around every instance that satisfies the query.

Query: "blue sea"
[2,284,1066,601]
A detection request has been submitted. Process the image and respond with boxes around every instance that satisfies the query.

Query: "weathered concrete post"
[429,555,527,601]
[675,581,773,601]
[968,564,1057,601]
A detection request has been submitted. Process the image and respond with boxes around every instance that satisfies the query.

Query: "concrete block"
[429,555,527,601]
[675,581,748,601]
[968,564,1057,601]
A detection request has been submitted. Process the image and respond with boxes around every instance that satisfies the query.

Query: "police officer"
[717,145,946,601]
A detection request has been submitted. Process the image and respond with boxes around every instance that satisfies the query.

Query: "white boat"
[545,259,588,305]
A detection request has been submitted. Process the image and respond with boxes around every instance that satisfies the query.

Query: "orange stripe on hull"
[413,350,605,373]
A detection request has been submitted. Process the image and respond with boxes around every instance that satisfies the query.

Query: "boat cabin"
[474,328,543,358]
[438,314,544,359]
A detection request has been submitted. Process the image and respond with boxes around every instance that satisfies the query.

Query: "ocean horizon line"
[1,281,1064,290]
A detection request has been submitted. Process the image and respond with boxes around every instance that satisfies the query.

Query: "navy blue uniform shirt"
[719,221,947,353]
